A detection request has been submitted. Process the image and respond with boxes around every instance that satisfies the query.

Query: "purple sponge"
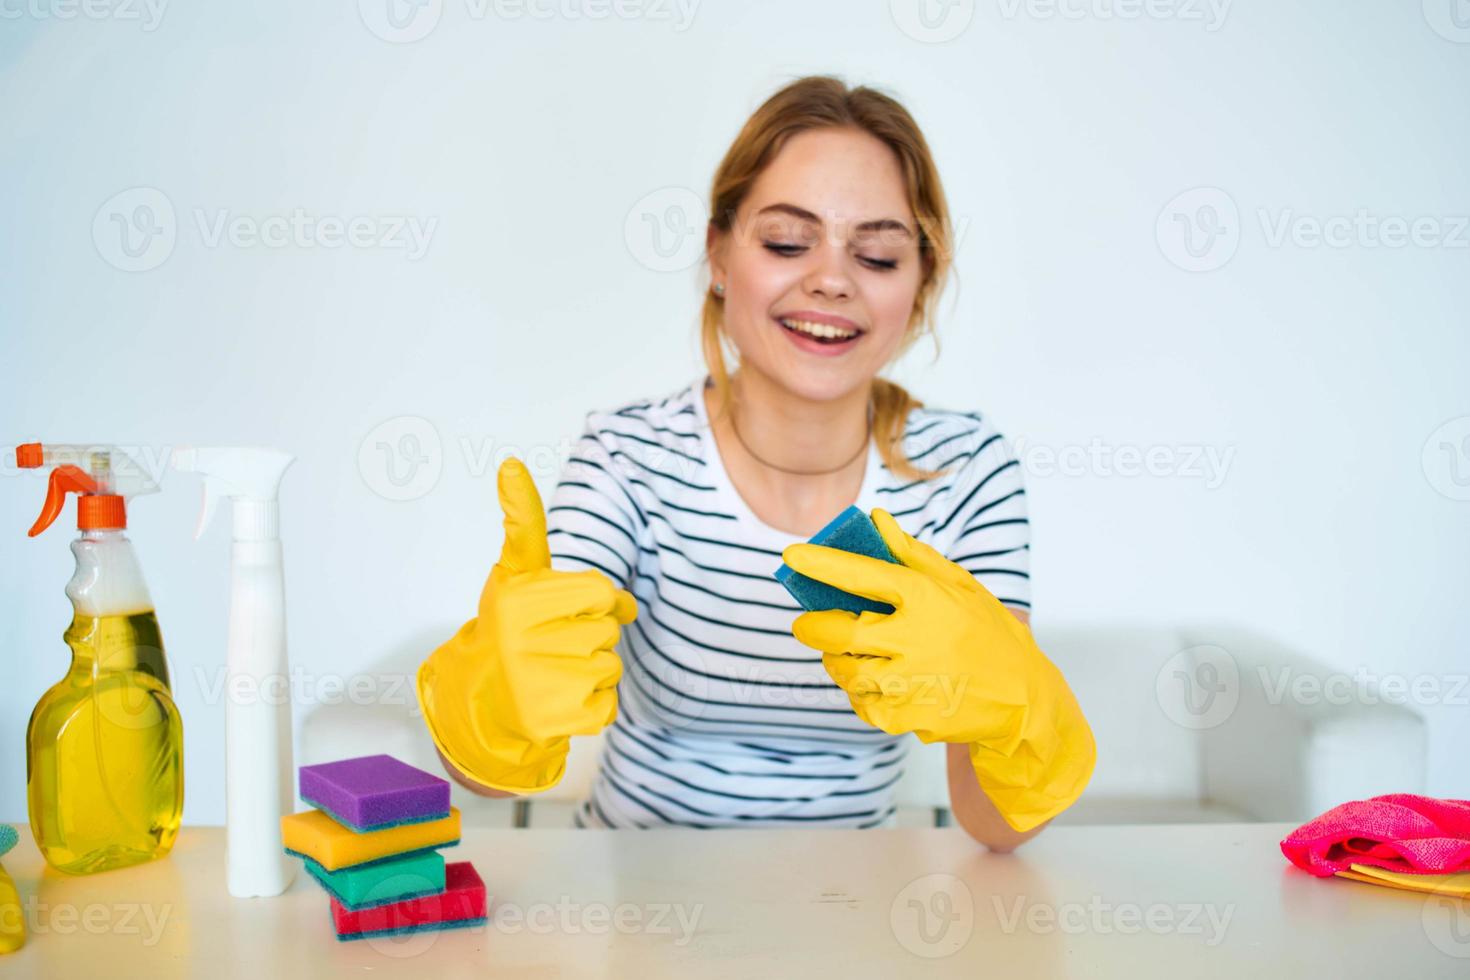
[300,755,451,832]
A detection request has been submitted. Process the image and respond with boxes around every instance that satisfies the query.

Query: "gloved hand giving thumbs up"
[416,458,637,794]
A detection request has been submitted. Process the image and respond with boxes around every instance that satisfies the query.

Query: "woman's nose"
[803,243,855,301]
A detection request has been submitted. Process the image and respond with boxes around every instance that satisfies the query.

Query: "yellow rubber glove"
[0,824,21,954]
[0,865,21,954]
[783,509,1095,832]
[416,457,637,794]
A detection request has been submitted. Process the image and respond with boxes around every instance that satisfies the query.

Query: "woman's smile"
[773,310,866,356]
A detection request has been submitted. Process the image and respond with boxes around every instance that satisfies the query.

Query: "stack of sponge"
[280,753,487,941]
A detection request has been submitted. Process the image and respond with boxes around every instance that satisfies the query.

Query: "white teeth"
[779,318,857,340]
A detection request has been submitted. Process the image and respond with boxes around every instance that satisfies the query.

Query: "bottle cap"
[78,494,127,530]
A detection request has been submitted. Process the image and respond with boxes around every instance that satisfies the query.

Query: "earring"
[713,283,725,296]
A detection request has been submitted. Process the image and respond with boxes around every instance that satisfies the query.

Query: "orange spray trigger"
[28,465,99,537]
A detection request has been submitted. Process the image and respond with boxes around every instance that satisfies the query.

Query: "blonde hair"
[701,75,955,482]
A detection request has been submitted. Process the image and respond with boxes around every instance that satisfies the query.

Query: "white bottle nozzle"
[170,447,294,541]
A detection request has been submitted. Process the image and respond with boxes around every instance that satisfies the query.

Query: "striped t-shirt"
[546,377,1031,829]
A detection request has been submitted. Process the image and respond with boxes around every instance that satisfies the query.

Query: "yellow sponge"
[282,806,461,872]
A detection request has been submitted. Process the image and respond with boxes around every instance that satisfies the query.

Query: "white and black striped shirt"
[547,377,1031,829]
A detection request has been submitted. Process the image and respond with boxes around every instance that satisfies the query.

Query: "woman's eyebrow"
[756,202,914,239]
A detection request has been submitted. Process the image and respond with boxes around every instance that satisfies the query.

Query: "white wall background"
[1,0,1466,825]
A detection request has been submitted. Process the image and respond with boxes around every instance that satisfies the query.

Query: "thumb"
[496,457,551,575]
[871,508,978,593]
[611,588,639,626]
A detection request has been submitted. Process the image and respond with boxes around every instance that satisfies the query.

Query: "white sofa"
[299,624,1427,829]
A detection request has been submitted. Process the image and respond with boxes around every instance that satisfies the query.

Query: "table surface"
[2,822,1467,979]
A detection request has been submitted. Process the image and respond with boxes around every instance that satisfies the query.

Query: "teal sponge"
[0,825,16,858]
[303,850,447,912]
[775,506,900,615]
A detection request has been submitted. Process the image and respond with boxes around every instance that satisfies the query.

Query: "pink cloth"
[1280,794,1470,877]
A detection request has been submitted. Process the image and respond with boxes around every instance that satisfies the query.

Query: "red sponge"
[330,861,487,940]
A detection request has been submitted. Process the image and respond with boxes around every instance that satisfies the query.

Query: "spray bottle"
[15,442,184,874]
[170,447,296,898]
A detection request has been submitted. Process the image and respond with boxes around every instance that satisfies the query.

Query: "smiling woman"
[700,87,954,475]
[417,75,1096,849]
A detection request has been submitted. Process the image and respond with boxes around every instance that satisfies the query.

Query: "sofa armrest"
[1179,627,1428,821]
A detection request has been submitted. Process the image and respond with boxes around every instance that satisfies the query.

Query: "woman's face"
[708,127,925,405]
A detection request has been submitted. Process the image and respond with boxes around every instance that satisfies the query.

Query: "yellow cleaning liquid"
[27,609,184,875]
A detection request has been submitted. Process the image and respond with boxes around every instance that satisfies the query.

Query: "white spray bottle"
[170,447,296,898]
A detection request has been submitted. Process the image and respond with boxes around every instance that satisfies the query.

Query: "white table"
[2,822,1466,978]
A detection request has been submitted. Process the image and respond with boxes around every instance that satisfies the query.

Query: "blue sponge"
[775,506,900,615]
